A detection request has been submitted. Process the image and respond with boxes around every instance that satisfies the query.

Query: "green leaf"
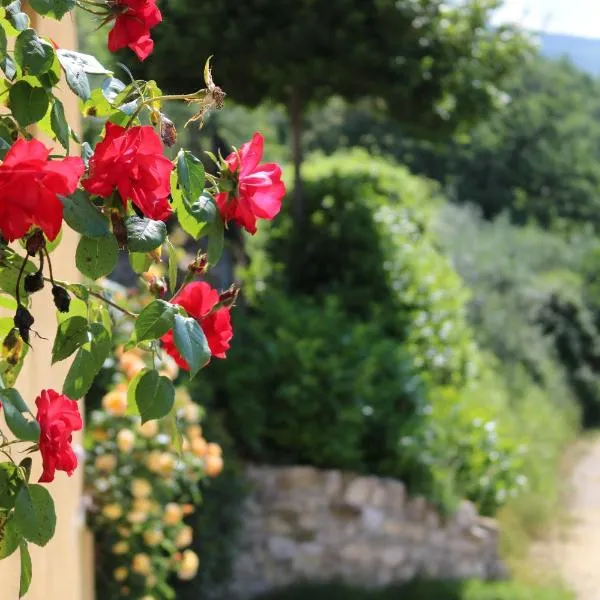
[0,388,39,442]
[171,184,205,238]
[76,235,118,279]
[4,0,29,31]
[61,191,110,238]
[0,253,35,299]
[167,242,178,293]
[176,149,205,204]
[135,370,175,423]
[14,484,56,547]
[50,98,69,151]
[14,29,54,75]
[0,22,7,62]
[207,214,225,265]
[29,0,75,19]
[173,314,211,378]
[56,49,90,101]
[19,541,31,598]
[135,300,175,342]
[0,295,17,311]
[62,323,110,400]
[126,368,145,415]
[0,463,23,509]
[56,49,110,75]
[0,515,20,559]
[125,216,167,252]
[1,55,16,81]
[129,252,152,274]
[51,315,88,363]
[165,408,183,456]
[9,81,49,127]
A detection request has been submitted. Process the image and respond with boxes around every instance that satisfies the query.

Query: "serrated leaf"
[62,323,110,400]
[14,484,56,547]
[19,541,31,598]
[167,242,178,293]
[0,463,22,509]
[0,388,39,442]
[0,253,36,300]
[9,81,49,127]
[81,141,93,166]
[0,515,20,559]
[51,316,88,363]
[76,235,118,279]
[135,300,175,342]
[29,0,75,19]
[135,370,175,423]
[56,49,110,75]
[125,216,167,252]
[176,149,205,204]
[14,29,54,75]
[50,98,69,151]
[61,191,110,238]
[173,314,211,378]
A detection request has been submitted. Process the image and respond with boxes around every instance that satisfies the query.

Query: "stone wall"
[230,465,505,599]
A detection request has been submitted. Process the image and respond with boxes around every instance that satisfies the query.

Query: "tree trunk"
[289,87,304,227]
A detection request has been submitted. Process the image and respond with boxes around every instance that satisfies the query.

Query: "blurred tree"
[306,56,600,230]
[138,0,530,223]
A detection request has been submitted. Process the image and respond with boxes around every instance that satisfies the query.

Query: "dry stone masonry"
[231,465,505,598]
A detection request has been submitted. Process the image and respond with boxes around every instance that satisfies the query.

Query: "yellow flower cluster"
[86,348,221,598]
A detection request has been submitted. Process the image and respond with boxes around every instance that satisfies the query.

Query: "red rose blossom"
[161,282,233,369]
[83,123,173,221]
[0,139,84,242]
[107,0,162,62]
[215,132,285,235]
[36,389,83,484]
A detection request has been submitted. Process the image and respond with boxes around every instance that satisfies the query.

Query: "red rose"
[83,123,173,221]
[107,0,162,62]
[215,132,285,234]
[161,282,233,370]
[0,139,84,242]
[35,389,83,484]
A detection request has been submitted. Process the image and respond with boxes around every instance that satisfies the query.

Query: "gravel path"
[533,440,600,600]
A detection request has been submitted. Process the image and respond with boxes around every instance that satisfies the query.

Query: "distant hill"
[540,33,600,75]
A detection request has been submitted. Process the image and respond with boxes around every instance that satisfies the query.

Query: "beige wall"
[0,7,91,600]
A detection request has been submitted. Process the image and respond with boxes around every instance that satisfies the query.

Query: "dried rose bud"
[218,283,240,309]
[188,253,208,275]
[25,229,45,256]
[160,115,177,148]
[52,285,71,313]
[24,271,44,294]
[14,305,34,345]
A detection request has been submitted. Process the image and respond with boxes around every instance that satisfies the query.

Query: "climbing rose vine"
[0,0,284,595]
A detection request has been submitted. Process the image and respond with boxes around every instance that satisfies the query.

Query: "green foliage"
[250,580,574,600]
[206,291,426,472]
[306,57,600,232]
[139,0,531,138]
[435,203,599,425]
[210,151,544,514]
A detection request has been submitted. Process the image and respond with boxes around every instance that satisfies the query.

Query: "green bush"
[250,580,573,600]
[208,152,539,514]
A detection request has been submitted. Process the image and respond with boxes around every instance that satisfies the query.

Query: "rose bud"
[160,115,177,148]
[188,253,208,275]
[24,271,44,293]
[14,305,34,345]
[25,229,45,256]
[218,283,240,309]
[52,285,71,313]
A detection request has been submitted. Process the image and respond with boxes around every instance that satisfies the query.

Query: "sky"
[493,0,600,38]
